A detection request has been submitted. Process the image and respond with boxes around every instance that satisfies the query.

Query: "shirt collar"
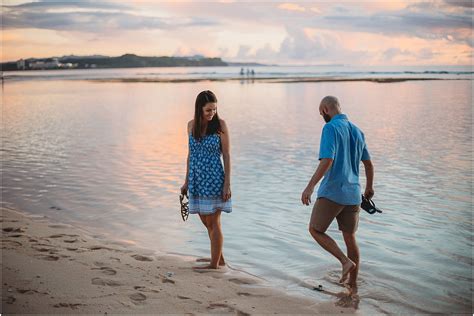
[331,114,347,121]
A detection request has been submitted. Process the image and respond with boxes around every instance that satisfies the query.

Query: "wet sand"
[1,207,356,314]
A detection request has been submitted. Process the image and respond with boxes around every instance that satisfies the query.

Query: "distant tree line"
[1,54,228,71]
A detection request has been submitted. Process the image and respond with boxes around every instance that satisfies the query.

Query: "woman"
[181,90,232,270]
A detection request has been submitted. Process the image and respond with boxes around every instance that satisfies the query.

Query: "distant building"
[17,59,26,70]
[29,58,60,70]
[22,58,78,70]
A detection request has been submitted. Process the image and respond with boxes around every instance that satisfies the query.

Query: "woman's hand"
[180,182,188,195]
[222,184,231,202]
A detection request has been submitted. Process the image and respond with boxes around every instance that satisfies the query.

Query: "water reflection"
[2,79,472,314]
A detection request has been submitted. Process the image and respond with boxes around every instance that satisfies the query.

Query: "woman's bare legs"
[195,210,225,269]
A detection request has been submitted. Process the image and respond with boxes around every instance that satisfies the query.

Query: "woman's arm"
[180,120,193,195]
[220,119,231,201]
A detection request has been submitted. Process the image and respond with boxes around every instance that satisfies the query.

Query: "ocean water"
[2,69,472,314]
[2,64,473,82]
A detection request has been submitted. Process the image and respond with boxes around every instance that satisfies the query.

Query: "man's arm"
[362,159,374,199]
[301,158,333,205]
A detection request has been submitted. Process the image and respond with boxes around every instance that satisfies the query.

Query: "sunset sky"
[2,0,473,65]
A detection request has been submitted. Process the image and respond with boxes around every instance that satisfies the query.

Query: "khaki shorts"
[310,197,360,233]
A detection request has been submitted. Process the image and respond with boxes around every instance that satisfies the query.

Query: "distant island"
[1,54,266,71]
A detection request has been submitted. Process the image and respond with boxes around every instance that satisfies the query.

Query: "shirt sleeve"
[319,124,336,160]
[361,132,371,161]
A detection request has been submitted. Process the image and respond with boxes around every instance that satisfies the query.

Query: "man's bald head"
[319,96,342,122]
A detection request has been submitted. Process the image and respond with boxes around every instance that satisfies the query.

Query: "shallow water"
[2,76,472,314]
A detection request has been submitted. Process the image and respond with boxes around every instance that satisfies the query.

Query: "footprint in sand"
[131,254,154,262]
[134,286,161,293]
[53,302,83,309]
[88,245,116,251]
[5,296,16,304]
[161,277,175,284]
[6,233,25,238]
[1,240,22,249]
[207,303,243,314]
[237,292,265,298]
[48,224,72,229]
[129,292,147,302]
[32,245,56,252]
[228,278,258,285]
[35,254,60,261]
[3,227,26,233]
[63,238,79,243]
[0,219,19,223]
[17,288,48,295]
[91,277,122,287]
[92,267,117,276]
[48,234,80,239]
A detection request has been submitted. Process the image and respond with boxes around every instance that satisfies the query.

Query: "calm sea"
[2,66,472,314]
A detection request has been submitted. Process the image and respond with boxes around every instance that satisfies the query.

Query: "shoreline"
[89,76,453,84]
[2,75,471,85]
[1,206,356,314]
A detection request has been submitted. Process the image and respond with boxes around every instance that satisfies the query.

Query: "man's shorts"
[310,197,360,233]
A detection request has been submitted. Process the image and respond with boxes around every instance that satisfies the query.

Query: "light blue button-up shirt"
[317,114,370,205]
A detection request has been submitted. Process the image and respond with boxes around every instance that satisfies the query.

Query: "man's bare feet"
[339,259,356,284]
[196,258,226,266]
[345,282,358,295]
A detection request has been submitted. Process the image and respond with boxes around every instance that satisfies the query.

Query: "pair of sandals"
[181,193,382,221]
[361,195,382,214]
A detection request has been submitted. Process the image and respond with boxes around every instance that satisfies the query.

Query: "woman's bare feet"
[339,259,356,284]
[192,264,219,270]
[196,257,226,266]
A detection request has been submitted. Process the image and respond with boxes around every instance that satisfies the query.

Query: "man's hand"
[301,186,314,205]
[364,187,374,199]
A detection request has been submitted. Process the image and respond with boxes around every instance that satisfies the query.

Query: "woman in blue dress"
[180,90,232,270]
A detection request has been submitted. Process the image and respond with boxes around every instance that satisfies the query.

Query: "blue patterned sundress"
[188,133,232,215]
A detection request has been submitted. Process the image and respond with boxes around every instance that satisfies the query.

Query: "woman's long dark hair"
[193,90,222,141]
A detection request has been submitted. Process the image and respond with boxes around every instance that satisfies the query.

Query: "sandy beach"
[1,207,356,315]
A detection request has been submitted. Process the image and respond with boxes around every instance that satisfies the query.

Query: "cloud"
[310,7,322,14]
[1,1,218,32]
[443,0,474,8]
[382,47,440,63]
[233,27,369,65]
[2,1,472,65]
[277,3,306,12]
[321,8,473,47]
[236,45,252,59]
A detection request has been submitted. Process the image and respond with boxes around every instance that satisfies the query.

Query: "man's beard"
[323,114,331,123]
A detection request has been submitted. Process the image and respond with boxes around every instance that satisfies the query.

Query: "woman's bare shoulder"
[219,118,228,128]
[187,120,194,134]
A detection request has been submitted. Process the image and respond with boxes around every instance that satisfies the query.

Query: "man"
[301,96,374,289]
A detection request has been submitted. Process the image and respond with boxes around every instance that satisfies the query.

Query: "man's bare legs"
[342,231,359,288]
[309,226,356,283]
[194,211,225,269]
